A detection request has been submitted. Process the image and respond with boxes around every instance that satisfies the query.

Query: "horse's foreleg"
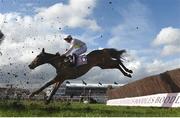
[45,79,65,104]
[29,79,57,98]
[119,61,133,74]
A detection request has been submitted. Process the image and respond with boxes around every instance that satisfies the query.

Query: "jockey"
[63,35,87,64]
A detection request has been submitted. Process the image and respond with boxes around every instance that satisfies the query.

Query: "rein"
[46,56,61,63]
[46,55,66,63]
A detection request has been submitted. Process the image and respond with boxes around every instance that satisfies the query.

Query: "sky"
[0,0,180,89]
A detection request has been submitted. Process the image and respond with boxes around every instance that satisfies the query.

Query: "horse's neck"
[46,54,60,69]
[48,61,57,68]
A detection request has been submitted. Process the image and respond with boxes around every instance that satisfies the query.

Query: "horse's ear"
[42,48,45,53]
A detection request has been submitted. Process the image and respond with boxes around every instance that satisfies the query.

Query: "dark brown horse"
[28,48,133,104]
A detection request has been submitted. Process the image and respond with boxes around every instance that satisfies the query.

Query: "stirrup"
[72,54,77,65]
[72,55,76,63]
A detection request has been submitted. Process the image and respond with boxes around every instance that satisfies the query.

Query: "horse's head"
[29,48,53,69]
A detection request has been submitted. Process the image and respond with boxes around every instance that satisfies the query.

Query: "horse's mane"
[43,48,126,61]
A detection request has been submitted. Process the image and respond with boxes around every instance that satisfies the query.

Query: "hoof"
[28,93,34,99]
[128,70,133,73]
[44,100,50,105]
[125,74,132,78]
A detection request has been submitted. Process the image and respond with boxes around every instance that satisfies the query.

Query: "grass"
[0,99,180,117]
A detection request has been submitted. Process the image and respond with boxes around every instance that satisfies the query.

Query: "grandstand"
[46,83,124,103]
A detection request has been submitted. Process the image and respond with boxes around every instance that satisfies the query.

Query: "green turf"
[0,100,180,117]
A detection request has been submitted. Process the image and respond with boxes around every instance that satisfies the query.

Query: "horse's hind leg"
[106,49,132,74]
[29,78,57,98]
[119,61,133,73]
[117,65,132,78]
[99,60,132,78]
[45,79,64,104]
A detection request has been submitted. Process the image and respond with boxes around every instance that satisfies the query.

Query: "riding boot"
[68,55,73,63]
[64,55,76,66]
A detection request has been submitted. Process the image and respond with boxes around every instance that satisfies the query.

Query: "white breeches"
[73,45,87,56]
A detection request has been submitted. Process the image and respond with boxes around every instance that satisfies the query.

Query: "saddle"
[64,54,87,67]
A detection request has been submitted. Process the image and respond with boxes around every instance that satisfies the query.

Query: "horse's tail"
[118,49,126,57]
[103,48,126,59]
[115,49,127,62]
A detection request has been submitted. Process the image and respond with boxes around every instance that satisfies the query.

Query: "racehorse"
[28,48,133,104]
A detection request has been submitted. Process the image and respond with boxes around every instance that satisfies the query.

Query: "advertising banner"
[107,92,180,107]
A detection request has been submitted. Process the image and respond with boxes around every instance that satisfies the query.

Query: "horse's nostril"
[28,64,32,68]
